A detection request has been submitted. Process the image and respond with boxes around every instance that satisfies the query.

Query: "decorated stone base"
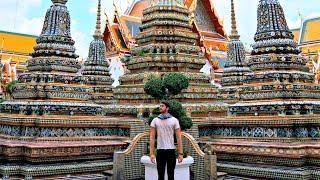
[140,155,194,180]
[0,160,113,180]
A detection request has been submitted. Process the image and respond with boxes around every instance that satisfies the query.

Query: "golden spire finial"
[94,0,102,38]
[104,9,110,25]
[113,0,118,13]
[229,0,240,40]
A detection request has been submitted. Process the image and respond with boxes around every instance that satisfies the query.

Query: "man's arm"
[149,127,156,163]
[175,128,183,163]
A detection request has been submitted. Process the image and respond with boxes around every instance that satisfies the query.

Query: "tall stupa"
[219,0,251,103]
[0,0,129,179]
[201,0,320,179]
[82,0,114,104]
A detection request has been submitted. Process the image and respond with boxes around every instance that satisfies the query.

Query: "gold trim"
[182,132,205,157]
[123,131,205,157]
[123,131,149,155]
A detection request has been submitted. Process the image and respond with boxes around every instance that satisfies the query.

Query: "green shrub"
[144,77,166,100]
[179,116,193,131]
[168,100,185,119]
[144,72,189,100]
[163,73,189,96]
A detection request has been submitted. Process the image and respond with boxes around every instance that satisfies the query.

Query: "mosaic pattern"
[195,0,217,33]
[199,127,320,138]
[0,102,103,115]
[218,153,320,167]
[0,125,130,137]
[229,102,320,115]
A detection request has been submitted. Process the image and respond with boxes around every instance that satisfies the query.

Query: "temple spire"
[229,0,240,40]
[51,0,68,5]
[94,0,102,38]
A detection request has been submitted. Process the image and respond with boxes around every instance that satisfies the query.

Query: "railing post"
[113,151,125,180]
[204,144,217,179]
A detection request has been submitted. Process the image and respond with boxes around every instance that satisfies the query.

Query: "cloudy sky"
[0,0,320,58]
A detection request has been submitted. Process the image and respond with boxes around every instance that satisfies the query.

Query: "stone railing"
[113,132,217,180]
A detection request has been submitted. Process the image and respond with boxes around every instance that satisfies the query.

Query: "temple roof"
[187,0,227,38]
[0,31,37,70]
[107,0,227,43]
[0,30,37,55]
[124,0,150,18]
[299,17,320,44]
[103,13,130,54]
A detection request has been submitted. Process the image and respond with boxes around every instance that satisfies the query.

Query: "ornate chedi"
[113,0,219,106]
[219,0,251,103]
[200,0,320,179]
[0,0,130,179]
[104,0,228,84]
[83,0,113,104]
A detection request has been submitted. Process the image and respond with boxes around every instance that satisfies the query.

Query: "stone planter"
[140,155,194,180]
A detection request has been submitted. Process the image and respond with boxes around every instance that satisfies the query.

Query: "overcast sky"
[0,0,319,58]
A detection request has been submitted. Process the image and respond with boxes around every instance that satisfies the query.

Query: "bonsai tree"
[144,72,192,130]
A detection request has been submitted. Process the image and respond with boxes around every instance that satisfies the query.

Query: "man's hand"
[150,154,156,164]
[178,154,183,163]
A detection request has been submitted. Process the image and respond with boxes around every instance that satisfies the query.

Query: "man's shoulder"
[152,116,160,121]
[151,117,160,124]
[170,116,178,122]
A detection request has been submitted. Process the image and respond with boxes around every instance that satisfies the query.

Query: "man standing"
[149,101,183,180]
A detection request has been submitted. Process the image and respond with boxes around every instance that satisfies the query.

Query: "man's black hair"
[160,100,170,108]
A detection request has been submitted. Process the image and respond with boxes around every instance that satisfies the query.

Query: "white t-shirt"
[150,116,180,150]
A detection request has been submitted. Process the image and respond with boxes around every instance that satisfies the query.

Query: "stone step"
[52,174,107,180]
[218,161,320,180]
[217,172,228,180]
[103,169,114,180]
[223,175,259,180]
